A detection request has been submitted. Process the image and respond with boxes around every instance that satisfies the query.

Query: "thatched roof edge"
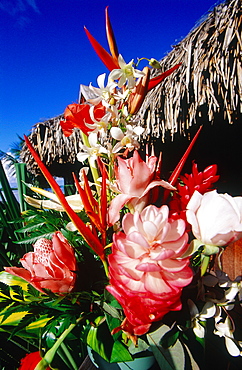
[137,0,241,141]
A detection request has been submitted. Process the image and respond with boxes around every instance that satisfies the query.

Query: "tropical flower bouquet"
[0,7,242,370]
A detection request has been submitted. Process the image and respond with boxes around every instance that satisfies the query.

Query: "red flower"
[107,205,193,335]
[19,351,50,370]
[5,232,77,294]
[60,102,106,136]
[170,162,219,219]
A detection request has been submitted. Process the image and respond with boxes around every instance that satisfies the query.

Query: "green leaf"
[0,271,29,291]
[26,315,52,333]
[147,324,185,370]
[160,325,180,349]
[42,315,77,350]
[102,302,122,319]
[86,316,132,363]
[0,304,29,326]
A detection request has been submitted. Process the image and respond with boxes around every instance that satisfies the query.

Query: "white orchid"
[109,54,145,88]
[80,73,117,106]
[77,132,107,167]
[110,124,144,153]
[214,316,242,356]
[188,299,217,338]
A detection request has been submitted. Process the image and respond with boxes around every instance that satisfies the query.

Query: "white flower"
[110,125,144,153]
[77,132,107,167]
[214,316,242,356]
[188,299,217,338]
[109,54,145,88]
[186,190,242,247]
[80,73,117,105]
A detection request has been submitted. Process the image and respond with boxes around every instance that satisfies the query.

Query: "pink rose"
[108,151,175,225]
[107,205,193,334]
[5,232,77,294]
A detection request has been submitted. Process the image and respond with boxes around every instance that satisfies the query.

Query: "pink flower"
[5,232,77,294]
[108,150,175,225]
[107,205,193,334]
[186,190,242,246]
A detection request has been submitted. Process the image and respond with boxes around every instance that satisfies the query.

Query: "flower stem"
[34,316,83,370]
[81,132,100,195]
[60,342,78,370]
[102,258,109,278]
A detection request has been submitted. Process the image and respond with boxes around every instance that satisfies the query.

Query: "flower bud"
[149,58,161,69]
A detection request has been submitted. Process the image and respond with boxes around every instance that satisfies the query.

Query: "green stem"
[102,258,109,278]
[34,316,83,370]
[60,342,78,370]
[81,132,100,195]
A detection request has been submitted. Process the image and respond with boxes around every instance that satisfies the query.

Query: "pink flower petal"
[136,261,161,272]
[108,193,133,225]
[144,271,173,295]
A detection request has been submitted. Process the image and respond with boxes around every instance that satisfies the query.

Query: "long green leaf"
[0,160,20,220]
[147,324,185,370]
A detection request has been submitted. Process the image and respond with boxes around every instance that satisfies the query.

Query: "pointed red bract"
[73,172,102,232]
[169,126,203,186]
[105,6,119,62]
[73,162,107,246]
[84,26,119,71]
[148,63,181,91]
[128,67,150,115]
[24,135,105,260]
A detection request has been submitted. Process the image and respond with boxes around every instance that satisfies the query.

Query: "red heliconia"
[170,161,219,220]
[85,7,181,93]
[24,135,105,261]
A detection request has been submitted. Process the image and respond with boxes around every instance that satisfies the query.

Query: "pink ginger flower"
[5,232,77,294]
[108,150,175,225]
[107,205,193,335]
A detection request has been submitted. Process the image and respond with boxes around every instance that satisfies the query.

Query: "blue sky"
[0,0,221,153]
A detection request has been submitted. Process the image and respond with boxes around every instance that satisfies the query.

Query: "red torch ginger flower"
[5,232,77,294]
[170,162,219,220]
[107,205,193,335]
[108,150,175,225]
[18,351,50,370]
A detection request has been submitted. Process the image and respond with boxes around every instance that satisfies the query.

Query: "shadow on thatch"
[137,0,241,140]
[20,115,83,183]
[137,0,242,195]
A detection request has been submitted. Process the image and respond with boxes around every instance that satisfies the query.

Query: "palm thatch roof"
[137,0,241,141]
[20,115,83,180]
[20,0,241,183]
